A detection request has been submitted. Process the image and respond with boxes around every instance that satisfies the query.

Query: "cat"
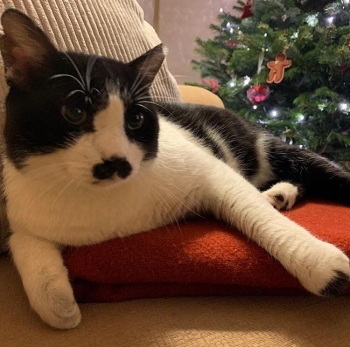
[1,9,350,330]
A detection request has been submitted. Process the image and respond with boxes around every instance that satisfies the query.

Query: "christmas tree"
[190,0,350,168]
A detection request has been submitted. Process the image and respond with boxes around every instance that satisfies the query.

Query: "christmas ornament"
[202,78,220,93]
[267,53,292,83]
[241,0,254,19]
[225,40,237,48]
[246,84,270,104]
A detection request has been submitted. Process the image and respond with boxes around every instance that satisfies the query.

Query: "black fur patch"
[321,270,350,296]
[266,139,350,205]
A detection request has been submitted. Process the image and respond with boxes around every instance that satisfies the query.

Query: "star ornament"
[267,53,292,84]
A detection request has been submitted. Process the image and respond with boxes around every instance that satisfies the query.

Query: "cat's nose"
[92,157,132,180]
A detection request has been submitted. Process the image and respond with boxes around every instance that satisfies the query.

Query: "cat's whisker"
[129,65,149,97]
[63,52,87,90]
[142,100,174,115]
[129,50,161,96]
[151,187,183,235]
[66,89,86,100]
[50,176,79,208]
[156,176,204,218]
[23,166,89,182]
[85,55,98,93]
[50,74,86,92]
[146,95,179,102]
[134,176,183,234]
[91,88,101,95]
[132,81,154,100]
[135,103,153,114]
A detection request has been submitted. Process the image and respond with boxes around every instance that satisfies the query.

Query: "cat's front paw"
[28,274,81,329]
[298,241,350,296]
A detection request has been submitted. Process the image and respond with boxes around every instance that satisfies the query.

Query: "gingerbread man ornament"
[267,53,292,84]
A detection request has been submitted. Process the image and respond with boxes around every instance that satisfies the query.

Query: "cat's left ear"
[128,44,165,86]
[0,9,59,88]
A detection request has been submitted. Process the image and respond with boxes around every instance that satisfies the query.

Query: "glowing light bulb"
[253,105,258,110]
[230,27,234,34]
[243,76,251,86]
[264,33,267,37]
[339,102,348,111]
[297,114,305,123]
[270,110,278,118]
[219,8,224,13]
[326,16,334,24]
[226,22,231,28]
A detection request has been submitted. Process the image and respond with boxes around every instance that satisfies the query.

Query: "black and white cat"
[1,9,350,329]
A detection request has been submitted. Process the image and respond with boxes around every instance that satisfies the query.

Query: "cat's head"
[0,9,165,187]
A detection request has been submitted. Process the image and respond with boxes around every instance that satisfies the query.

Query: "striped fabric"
[0,0,181,250]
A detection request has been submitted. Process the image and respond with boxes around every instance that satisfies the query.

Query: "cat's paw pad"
[262,182,298,210]
[29,276,81,329]
[298,242,350,296]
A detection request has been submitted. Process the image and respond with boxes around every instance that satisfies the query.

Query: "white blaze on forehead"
[93,94,128,158]
[91,93,144,175]
[94,94,125,132]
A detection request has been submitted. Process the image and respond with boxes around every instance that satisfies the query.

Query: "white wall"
[137,0,238,85]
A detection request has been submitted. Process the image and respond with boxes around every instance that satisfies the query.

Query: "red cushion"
[63,200,350,302]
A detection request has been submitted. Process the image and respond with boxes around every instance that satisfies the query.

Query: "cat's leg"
[262,182,302,210]
[9,232,81,329]
[204,164,350,295]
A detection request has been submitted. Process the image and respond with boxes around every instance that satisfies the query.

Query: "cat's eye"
[61,106,87,125]
[127,113,145,130]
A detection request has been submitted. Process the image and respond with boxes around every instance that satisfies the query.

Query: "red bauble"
[225,40,237,47]
[246,84,270,104]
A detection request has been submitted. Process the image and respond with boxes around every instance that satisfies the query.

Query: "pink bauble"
[246,84,270,104]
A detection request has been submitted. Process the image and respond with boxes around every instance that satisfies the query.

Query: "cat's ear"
[0,9,58,88]
[128,44,165,86]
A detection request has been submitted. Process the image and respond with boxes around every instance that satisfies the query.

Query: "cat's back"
[157,102,273,186]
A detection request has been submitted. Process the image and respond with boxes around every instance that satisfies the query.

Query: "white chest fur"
[3,119,212,246]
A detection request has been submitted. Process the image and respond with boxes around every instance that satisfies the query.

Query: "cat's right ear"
[0,9,58,88]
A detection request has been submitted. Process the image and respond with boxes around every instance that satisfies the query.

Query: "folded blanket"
[63,200,350,302]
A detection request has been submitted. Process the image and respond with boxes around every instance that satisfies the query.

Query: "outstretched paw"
[262,182,299,210]
[298,241,350,296]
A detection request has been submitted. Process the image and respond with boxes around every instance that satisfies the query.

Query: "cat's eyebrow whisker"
[137,94,176,101]
[50,74,86,91]
[132,74,177,99]
[91,88,101,95]
[63,52,87,90]
[66,89,86,100]
[129,52,160,97]
[142,100,174,115]
[135,103,153,114]
[133,81,154,99]
[85,55,98,93]
[129,65,147,97]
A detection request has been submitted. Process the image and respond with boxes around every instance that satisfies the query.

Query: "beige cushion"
[179,85,224,108]
[0,0,181,250]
